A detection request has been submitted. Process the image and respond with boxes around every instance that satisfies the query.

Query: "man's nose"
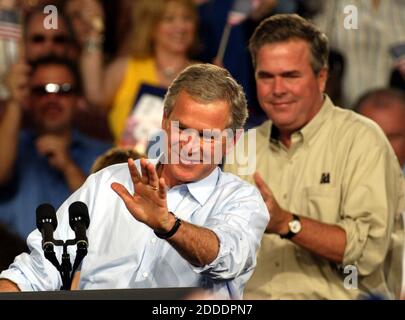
[272,77,287,96]
[43,39,55,52]
[42,92,60,102]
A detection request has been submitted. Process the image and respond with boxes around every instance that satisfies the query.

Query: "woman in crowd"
[77,0,198,151]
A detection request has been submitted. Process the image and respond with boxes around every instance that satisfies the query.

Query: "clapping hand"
[254,172,291,234]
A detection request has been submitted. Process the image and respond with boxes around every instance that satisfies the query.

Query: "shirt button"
[283,194,287,199]
[143,272,148,278]
[275,262,280,267]
[150,238,157,244]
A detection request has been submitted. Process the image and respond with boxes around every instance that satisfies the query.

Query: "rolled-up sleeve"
[337,141,402,276]
[0,174,98,291]
[191,184,269,279]
[0,230,63,291]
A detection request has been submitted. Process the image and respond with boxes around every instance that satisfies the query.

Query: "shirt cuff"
[190,226,249,279]
[0,269,33,291]
[336,219,370,268]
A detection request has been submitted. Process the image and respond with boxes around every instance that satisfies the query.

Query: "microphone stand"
[44,237,87,290]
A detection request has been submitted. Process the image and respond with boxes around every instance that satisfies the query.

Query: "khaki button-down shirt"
[224,96,405,299]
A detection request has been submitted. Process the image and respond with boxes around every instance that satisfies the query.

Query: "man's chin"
[174,160,202,168]
[170,165,199,183]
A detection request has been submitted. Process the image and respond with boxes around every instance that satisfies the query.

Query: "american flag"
[0,9,21,41]
[0,9,21,99]
[227,0,261,26]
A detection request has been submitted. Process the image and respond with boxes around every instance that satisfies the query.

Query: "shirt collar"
[300,95,333,146]
[269,95,334,147]
[151,153,220,206]
[184,167,220,206]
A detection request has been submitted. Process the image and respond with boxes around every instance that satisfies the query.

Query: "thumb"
[253,172,273,200]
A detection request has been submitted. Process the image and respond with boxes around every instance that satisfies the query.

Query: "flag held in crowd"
[227,0,261,26]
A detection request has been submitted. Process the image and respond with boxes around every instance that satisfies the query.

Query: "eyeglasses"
[29,34,70,45]
[31,83,77,96]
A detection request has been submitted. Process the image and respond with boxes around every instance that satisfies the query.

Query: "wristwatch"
[154,212,182,239]
[280,214,301,239]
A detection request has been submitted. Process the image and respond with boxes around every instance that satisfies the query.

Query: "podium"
[0,287,198,300]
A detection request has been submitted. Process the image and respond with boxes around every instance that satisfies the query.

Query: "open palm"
[111,158,171,231]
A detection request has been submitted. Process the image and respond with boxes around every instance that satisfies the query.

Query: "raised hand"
[36,134,72,171]
[5,59,31,107]
[111,158,174,232]
[65,0,104,46]
[35,134,86,191]
[253,172,291,234]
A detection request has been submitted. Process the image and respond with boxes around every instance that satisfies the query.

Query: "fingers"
[111,182,139,214]
[253,172,273,200]
[128,158,163,196]
[147,162,159,189]
[6,61,31,105]
[111,182,130,199]
[128,158,141,186]
[140,158,149,184]
[158,177,168,200]
[139,158,161,190]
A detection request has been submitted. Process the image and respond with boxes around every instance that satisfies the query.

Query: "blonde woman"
[79,0,198,150]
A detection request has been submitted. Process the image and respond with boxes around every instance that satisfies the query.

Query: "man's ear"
[161,112,168,129]
[224,129,243,155]
[318,67,328,93]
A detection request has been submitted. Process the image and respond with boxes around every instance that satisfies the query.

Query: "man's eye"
[284,73,300,78]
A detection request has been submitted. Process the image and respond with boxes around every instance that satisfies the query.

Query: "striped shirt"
[313,0,405,107]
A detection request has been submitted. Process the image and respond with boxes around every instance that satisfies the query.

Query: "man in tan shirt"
[224,14,405,299]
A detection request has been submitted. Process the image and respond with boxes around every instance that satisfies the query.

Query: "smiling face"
[153,0,196,55]
[255,39,327,135]
[161,90,231,187]
[30,64,78,134]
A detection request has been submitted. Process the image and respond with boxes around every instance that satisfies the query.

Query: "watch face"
[289,220,302,234]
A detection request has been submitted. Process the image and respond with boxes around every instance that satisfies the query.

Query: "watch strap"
[280,214,300,239]
[154,213,182,239]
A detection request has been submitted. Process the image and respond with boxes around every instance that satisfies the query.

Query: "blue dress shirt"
[0,157,269,299]
[0,129,111,239]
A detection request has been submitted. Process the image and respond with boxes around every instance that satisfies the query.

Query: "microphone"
[36,203,57,251]
[68,201,90,249]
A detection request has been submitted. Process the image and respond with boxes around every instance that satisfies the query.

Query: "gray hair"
[163,63,248,132]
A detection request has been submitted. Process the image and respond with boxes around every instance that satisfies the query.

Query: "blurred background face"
[153,0,196,55]
[255,39,327,133]
[25,12,72,62]
[359,101,405,167]
[30,64,78,134]
[162,90,230,185]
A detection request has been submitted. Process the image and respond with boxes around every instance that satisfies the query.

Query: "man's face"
[359,101,405,167]
[25,13,72,61]
[161,90,231,185]
[255,39,327,133]
[30,64,78,134]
